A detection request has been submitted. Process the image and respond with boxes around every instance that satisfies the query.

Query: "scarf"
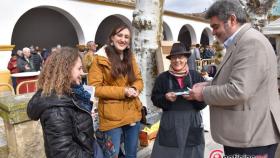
[168,63,189,77]
[71,84,92,113]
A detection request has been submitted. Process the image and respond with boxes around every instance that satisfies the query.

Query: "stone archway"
[94,14,131,49]
[163,21,173,41]
[200,27,213,46]
[177,24,197,49]
[11,6,84,51]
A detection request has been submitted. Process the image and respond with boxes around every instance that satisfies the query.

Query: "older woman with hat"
[150,43,206,158]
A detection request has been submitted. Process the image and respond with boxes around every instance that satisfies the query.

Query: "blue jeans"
[104,122,140,158]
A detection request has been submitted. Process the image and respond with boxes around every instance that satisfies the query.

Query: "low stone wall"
[0,93,45,158]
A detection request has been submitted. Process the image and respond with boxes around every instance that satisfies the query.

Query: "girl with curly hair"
[27,47,98,158]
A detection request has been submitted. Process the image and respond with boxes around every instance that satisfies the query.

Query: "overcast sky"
[164,0,215,13]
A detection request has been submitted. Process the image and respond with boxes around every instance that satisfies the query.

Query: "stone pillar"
[0,45,15,71]
[0,93,45,158]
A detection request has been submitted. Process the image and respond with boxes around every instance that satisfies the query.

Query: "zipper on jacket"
[72,98,92,116]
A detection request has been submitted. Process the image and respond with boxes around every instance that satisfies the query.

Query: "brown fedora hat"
[166,43,191,59]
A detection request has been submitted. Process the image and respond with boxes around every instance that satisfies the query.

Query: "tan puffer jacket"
[88,46,143,131]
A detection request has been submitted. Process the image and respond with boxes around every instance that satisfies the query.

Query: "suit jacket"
[277,55,280,77]
[277,53,280,91]
[203,23,280,147]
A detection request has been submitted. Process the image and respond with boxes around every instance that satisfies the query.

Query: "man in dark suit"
[189,0,280,157]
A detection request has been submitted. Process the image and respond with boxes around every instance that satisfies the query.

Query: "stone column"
[0,93,45,158]
[0,45,15,71]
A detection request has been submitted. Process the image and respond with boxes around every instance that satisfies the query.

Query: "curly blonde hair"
[38,47,81,96]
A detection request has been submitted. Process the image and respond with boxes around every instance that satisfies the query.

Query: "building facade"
[0,0,213,70]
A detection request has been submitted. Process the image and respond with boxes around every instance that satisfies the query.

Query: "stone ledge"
[0,93,34,124]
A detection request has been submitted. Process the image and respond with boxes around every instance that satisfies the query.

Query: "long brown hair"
[38,47,81,96]
[105,25,136,83]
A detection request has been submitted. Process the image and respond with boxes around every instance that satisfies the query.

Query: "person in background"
[31,46,43,71]
[27,47,97,158]
[83,41,98,73]
[7,51,19,91]
[78,46,86,58]
[17,47,35,72]
[150,43,206,158]
[16,49,23,58]
[41,48,51,62]
[29,45,35,54]
[189,0,280,157]
[194,44,201,60]
[88,25,143,158]
[203,45,215,59]
[81,41,98,85]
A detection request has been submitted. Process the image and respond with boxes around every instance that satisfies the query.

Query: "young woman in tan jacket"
[88,25,143,158]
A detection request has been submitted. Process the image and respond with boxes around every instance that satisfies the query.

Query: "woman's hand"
[125,87,139,98]
[131,88,139,97]
[165,92,177,102]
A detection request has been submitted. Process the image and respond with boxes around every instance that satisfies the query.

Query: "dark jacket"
[31,53,42,71]
[27,90,95,158]
[151,70,206,111]
[203,49,214,59]
[150,70,206,158]
[17,56,35,72]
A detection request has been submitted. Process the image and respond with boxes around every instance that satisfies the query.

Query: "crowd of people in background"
[6,43,99,91]
[7,45,56,91]
[188,43,216,62]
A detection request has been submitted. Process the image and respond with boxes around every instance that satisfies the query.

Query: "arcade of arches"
[11,7,213,52]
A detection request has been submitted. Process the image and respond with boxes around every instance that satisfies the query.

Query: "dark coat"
[17,56,35,72]
[151,70,206,111]
[27,90,95,158]
[150,70,206,158]
[31,53,42,71]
